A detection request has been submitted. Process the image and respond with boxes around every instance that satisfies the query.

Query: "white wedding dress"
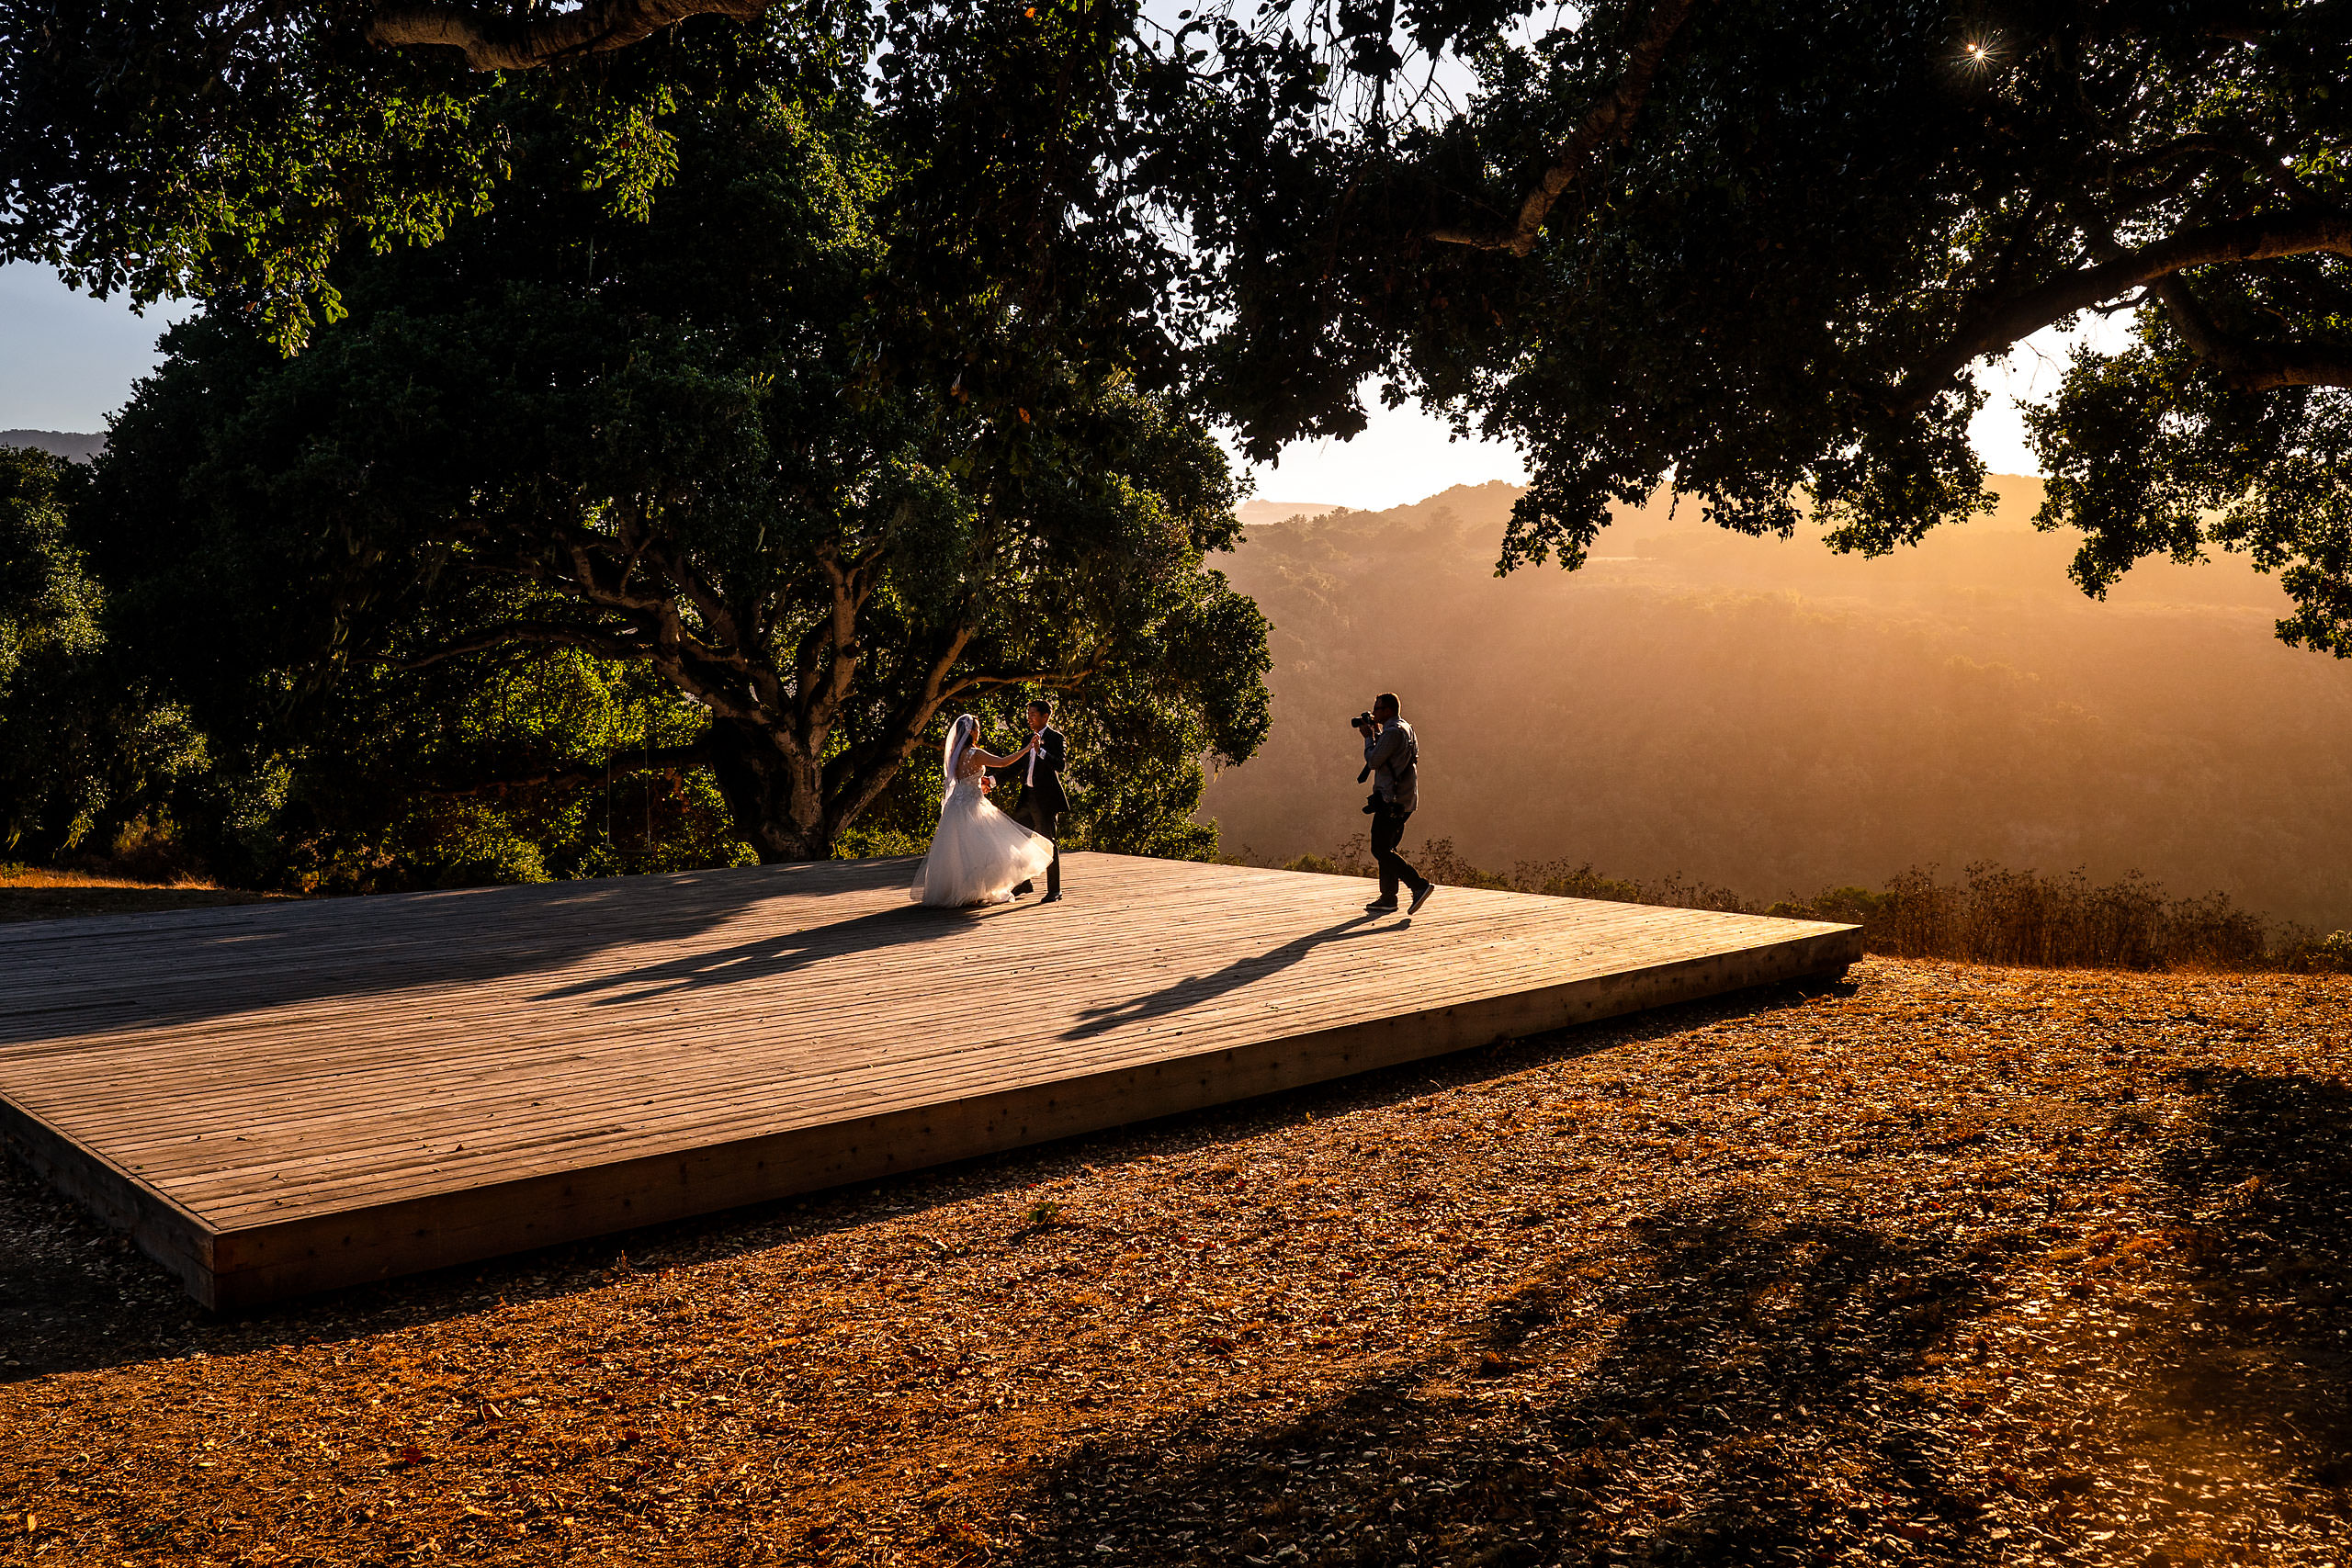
[911,724,1056,908]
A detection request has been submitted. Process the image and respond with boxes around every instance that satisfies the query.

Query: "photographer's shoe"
[1365,898,1399,912]
[1408,883,1436,915]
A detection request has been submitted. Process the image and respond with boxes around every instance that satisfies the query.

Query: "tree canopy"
[1159,0,2352,653]
[9,0,2352,762]
[62,43,1268,877]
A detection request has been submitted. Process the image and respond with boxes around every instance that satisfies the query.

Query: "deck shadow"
[0,886,288,924]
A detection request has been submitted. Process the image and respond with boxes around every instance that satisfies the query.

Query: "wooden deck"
[0,854,1860,1309]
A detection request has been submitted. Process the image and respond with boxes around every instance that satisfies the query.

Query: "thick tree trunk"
[706,720,833,863]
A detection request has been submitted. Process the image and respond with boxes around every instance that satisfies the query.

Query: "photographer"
[1352,693,1434,915]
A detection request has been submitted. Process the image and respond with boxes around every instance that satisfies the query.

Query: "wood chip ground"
[5,957,2349,1567]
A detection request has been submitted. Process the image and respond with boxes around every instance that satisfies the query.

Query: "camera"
[1351,711,1374,729]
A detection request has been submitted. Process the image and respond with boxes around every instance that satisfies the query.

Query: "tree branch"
[1429,0,1703,256]
[514,518,780,727]
[367,0,770,71]
[2149,276,2352,391]
[820,624,975,823]
[1894,209,2352,410]
[398,622,646,670]
[414,739,716,798]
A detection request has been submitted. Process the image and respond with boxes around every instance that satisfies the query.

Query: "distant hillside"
[1,430,105,462]
[1235,499,1339,528]
[1200,478,2352,929]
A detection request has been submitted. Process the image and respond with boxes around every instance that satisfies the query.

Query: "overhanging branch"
[1895,209,2352,410]
[1429,0,1703,257]
[368,0,770,71]
[2149,276,2352,392]
[416,739,715,798]
[399,622,645,670]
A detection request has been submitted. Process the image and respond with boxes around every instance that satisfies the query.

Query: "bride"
[911,714,1057,908]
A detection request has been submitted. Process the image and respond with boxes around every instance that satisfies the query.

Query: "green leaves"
[0,446,209,859]
[2,0,508,350]
[71,68,1270,874]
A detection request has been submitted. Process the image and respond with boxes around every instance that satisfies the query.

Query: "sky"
[1230,320,2134,510]
[0,263,192,433]
[2,260,2123,510]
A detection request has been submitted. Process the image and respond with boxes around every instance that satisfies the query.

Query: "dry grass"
[0,864,219,889]
[0,864,287,923]
[1289,841,2352,976]
[5,959,2350,1566]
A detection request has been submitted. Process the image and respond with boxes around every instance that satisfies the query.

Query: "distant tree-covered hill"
[1202,479,2352,930]
[0,432,106,463]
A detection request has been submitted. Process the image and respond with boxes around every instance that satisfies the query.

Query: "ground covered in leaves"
[6,957,2351,1567]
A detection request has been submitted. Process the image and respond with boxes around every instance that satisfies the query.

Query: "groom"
[995,698,1068,902]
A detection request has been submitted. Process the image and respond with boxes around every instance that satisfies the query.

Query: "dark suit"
[991,725,1068,896]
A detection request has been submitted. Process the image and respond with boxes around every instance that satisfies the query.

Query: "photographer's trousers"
[1371,804,1428,903]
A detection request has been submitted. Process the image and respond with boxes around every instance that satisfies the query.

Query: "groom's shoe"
[1012,880,1035,897]
[1039,891,1064,904]
[1365,897,1399,912]
[1408,883,1436,915]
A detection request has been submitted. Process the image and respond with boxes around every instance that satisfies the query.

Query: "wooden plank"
[3,890,1749,1091]
[0,1096,221,1303]
[14,869,1834,1213]
[28,929,1770,1206]
[0,854,1860,1308]
[0,889,1695,1081]
[193,925,1859,1308]
[1,897,1708,1153]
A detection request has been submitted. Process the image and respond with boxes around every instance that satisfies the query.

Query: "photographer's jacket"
[1363,720,1419,813]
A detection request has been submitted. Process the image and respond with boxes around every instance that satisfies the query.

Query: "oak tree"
[78,68,1269,866]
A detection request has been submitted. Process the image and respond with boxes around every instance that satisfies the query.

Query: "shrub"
[1279,838,2337,975]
